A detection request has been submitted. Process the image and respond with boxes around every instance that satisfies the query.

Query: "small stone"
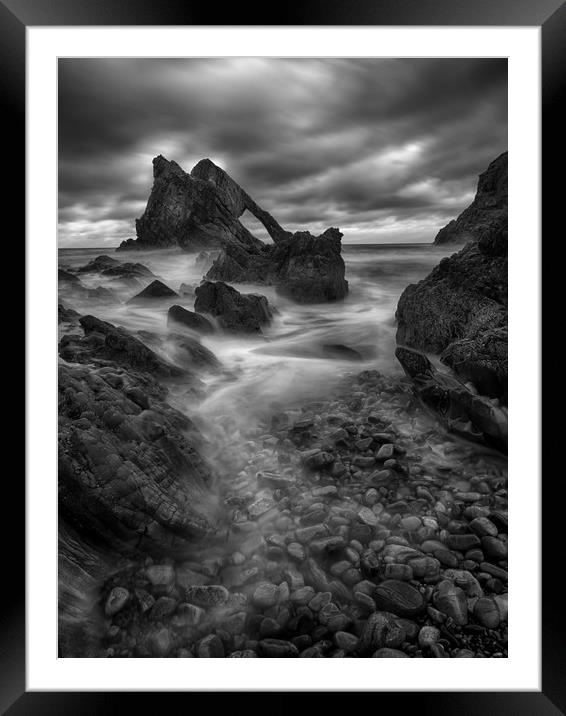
[302,450,335,469]
[358,507,378,527]
[374,580,425,618]
[229,650,258,657]
[149,596,177,621]
[481,536,508,560]
[469,517,499,538]
[248,497,275,518]
[295,524,328,544]
[287,542,306,561]
[258,639,299,657]
[400,516,421,532]
[364,488,379,506]
[474,596,501,628]
[383,564,413,581]
[433,580,468,626]
[135,588,155,614]
[334,631,359,653]
[312,485,338,498]
[184,585,229,608]
[353,456,376,468]
[290,586,316,605]
[175,603,205,626]
[369,469,392,485]
[105,587,129,616]
[376,444,395,460]
[308,592,332,612]
[148,628,173,657]
[197,634,224,658]
[445,534,481,551]
[359,612,406,654]
[418,626,441,648]
[372,648,408,657]
[310,536,345,554]
[252,582,279,608]
[355,437,373,451]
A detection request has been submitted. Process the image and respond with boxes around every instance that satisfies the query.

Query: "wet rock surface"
[194,281,273,334]
[90,370,507,658]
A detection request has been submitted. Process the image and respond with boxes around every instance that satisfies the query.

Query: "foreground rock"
[194,281,272,334]
[118,155,348,304]
[396,215,507,404]
[396,346,507,452]
[59,315,185,379]
[434,152,507,245]
[167,304,214,334]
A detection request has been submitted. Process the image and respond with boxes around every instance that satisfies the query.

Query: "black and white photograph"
[56,57,509,660]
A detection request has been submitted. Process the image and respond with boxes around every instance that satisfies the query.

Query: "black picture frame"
[9,0,560,712]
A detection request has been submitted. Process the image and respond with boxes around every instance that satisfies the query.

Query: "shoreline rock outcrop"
[117,155,348,304]
[434,152,507,246]
[396,217,507,404]
[194,281,273,334]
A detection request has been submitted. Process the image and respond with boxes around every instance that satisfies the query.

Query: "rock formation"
[118,155,348,304]
[194,281,272,334]
[396,216,507,404]
[58,314,223,653]
[167,304,214,334]
[127,279,179,303]
[395,346,507,452]
[206,228,348,304]
[434,152,507,245]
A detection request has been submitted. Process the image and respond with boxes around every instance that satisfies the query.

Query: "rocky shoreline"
[58,152,508,658]
[94,369,508,659]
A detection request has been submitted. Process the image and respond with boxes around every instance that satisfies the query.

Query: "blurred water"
[59,243,454,426]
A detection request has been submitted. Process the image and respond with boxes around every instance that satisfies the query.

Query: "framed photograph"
[9,0,558,710]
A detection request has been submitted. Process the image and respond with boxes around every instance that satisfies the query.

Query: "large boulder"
[194,281,272,334]
[206,228,348,304]
[396,217,507,403]
[167,304,214,334]
[434,152,508,245]
[58,361,218,555]
[127,279,179,303]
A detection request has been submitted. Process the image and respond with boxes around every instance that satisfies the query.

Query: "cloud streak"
[58,58,507,247]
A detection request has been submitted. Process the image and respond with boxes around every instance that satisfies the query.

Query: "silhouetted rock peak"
[434,151,508,245]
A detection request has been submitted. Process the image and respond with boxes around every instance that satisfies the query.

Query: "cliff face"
[120,155,290,252]
[397,216,507,404]
[397,151,508,410]
[434,152,508,245]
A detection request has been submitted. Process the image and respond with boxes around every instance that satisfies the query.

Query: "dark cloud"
[58,58,507,246]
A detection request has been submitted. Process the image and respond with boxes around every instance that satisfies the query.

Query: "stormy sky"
[58,58,507,247]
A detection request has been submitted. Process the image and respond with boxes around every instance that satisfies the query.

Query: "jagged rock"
[194,281,272,334]
[77,255,121,273]
[395,345,507,452]
[396,214,507,403]
[58,361,217,555]
[195,250,217,272]
[118,155,348,304]
[59,314,185,379]
[167,304,214,334]
[434,152,507,245]
[119,155,285,252]
[207,228,348,304]
[127,279,179,303]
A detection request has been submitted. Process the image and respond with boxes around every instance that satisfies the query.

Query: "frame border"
[10,0,561,712]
